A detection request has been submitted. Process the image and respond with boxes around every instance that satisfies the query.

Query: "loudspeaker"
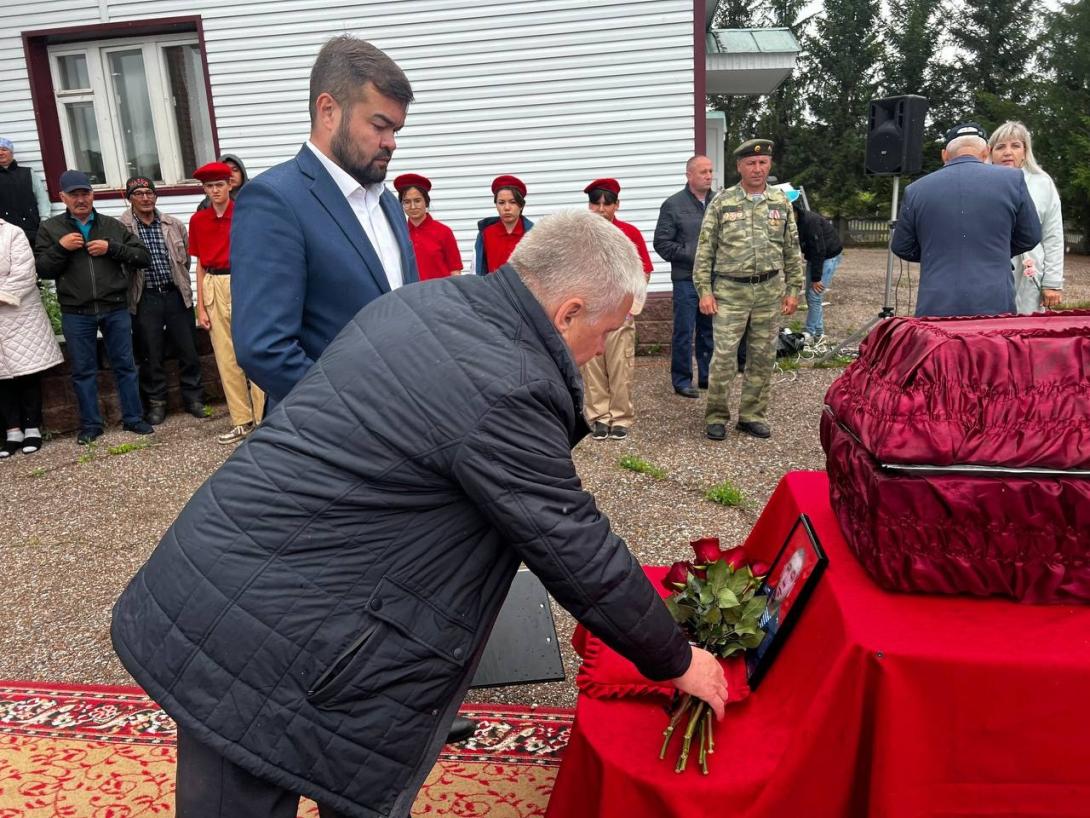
[864,95,929,176]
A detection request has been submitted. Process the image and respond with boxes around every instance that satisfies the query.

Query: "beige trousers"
[203,274,265,426]
[581,317,635,427]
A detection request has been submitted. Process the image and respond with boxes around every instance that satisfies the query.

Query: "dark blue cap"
[943,123,988,147]
[59,169,92,193]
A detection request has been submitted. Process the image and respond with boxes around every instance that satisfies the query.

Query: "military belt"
[723,270,779,284]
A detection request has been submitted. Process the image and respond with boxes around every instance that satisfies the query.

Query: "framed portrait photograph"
[745,513,828,690]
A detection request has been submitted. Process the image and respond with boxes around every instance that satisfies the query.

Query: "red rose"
[724,546,748,571]
[751,561,771,578]
[690,537,722,564]
[662,561,694,591]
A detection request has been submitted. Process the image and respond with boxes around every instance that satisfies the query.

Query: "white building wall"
[2,0,696,288]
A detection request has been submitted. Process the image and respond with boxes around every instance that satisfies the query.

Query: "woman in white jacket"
[0,218,63,457]
[988,121,1064,313]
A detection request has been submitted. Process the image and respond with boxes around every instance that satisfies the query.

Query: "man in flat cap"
[119,176,206,424]
[189,161,264,444]
[230,35,417,408]
[34,170,153,444]
[891,123,1041,317]
[694,139,803,441]
[581,178,653,440]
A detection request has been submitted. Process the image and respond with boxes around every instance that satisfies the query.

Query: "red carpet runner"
[0,681,571,817]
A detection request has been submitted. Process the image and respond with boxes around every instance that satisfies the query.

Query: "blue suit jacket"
[891,155,1041,317]
[230,146,418,403]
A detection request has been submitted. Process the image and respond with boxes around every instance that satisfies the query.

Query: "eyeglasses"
[130,191,156,198]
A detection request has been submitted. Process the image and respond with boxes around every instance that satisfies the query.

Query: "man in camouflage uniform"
[693,138,803,440]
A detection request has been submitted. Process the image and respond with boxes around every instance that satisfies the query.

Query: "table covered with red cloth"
[545,472,1090,818]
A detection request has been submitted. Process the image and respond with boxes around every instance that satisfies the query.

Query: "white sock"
[6,429,23,443]
[23,427,40,439]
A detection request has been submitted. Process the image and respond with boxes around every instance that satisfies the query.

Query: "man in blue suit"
[891,122,1041,318]
[231,36,419,406]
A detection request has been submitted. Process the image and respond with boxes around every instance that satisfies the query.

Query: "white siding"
[2,0,696,288]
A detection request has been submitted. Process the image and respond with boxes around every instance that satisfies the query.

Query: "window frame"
[23,16,220,202]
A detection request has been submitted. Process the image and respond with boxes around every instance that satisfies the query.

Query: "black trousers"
[0,371,43,430]
[133,288,204,406]
[175,728,348,818]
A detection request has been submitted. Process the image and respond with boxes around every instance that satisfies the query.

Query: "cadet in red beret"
[581,178,654,441]
[474,175,533,273]
[189,161,264,444]
[394,174,463,281]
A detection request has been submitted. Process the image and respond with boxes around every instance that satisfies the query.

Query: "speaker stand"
[821,175,902,362]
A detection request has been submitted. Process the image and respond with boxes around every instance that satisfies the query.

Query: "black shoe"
[146,402,167,425]
[446,716,477,744]
[609,425,628,440]
[185,403,208,419]
[77,428,103,445]
[591,421,609,440]
[674,386,700,399]
[736,420,771,439]
[705,424,726,441]
[698,380,709,390]
[123,420,156,436]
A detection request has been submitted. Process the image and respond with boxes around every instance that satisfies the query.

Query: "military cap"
[583,178,620,196]
[491,175,527,196]
[393,173,431,193]
[733,138,774,159]
[193,162,233,183]
[943,122,988,147]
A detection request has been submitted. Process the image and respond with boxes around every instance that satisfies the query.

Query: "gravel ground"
[2,248,1087,709]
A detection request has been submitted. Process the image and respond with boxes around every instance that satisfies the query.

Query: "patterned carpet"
[0,682,572,817]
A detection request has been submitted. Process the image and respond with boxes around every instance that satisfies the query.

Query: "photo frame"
[745,513,828,690]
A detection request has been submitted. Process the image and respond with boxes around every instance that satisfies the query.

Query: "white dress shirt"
[306,140,404,290]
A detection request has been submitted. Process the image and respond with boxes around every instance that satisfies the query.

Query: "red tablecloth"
[546,472,1090,818]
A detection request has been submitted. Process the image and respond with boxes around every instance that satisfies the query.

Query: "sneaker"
[123,420,155,436]
[609,425,628,440]
[590,422,609,440]
[217,424,252,445]
[77,428,103,446]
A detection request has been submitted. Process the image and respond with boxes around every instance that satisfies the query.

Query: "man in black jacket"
[112,210,728,818]
[789,192,844,342]
[0,137,50,245]
[654,155,716,398]
[34,170,154,444]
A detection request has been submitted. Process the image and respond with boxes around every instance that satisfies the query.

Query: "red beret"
[393,173,431,193]
[491,175,526,197]
[583,178,621,196]
[193,162,233,183]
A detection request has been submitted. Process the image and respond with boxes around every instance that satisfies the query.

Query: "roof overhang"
[705,28,800,96]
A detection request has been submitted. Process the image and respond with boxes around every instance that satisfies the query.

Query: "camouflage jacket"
[693,184,804,299]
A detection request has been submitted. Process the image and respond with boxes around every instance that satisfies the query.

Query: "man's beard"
[331,119,391,187]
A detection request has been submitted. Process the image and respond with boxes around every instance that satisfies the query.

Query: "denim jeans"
[670,279,714,389]
[61,308,145,430]
[804,253,843,336]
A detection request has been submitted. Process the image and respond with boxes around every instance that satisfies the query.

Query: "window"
[47,34,216,188]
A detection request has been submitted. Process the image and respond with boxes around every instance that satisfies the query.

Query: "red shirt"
[408,214,463,281]
[612,217,654,276]
[188,200,234,269]
[481,218,526,272]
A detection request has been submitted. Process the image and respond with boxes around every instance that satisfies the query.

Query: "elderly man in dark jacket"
[891,122,1041,317]
[111,210,727,818]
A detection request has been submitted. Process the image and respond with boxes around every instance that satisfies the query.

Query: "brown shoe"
[216,424,252,445]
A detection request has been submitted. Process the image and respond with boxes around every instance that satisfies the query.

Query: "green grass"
[812,354,856,369]
[618,454,667,480]
[787,319,804,334]
[77,443,97,464]
[203,405,214,418]
[704,481,745,507]
[28,467,47,478]
[1054,300,1090,310]
[776,357,801,371]
[107,438,152,456]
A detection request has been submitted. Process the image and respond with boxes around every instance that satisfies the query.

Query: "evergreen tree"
[708,0,763,163]
[881,0,944,100]
[801,0,882,215]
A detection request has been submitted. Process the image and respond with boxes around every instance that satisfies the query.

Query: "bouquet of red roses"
[658,537,769,774]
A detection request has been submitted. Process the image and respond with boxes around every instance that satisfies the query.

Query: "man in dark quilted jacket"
[111,210,728,818]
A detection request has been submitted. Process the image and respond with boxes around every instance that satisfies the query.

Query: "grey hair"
[309,36,414,126]
[508,210,647,318]
[945,135,987,158]
[988,120,1042,174]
